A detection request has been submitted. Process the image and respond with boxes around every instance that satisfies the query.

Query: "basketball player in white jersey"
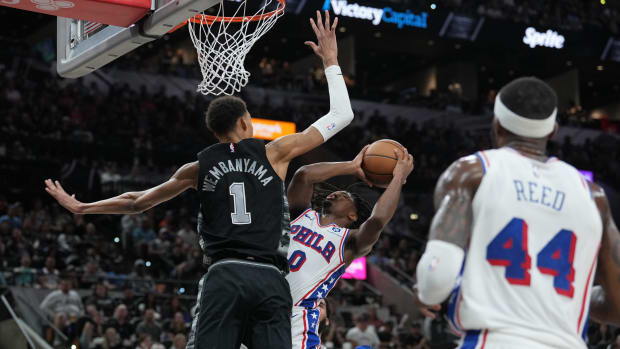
[286,145,414,349]
[413,77,620,349]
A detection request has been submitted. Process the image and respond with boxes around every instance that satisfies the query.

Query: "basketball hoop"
[185,0,286,96]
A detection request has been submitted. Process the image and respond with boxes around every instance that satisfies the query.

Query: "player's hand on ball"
[392,147,414,184]
[45,179,82,214]
[305,10,339,67]
[351,145,372,187]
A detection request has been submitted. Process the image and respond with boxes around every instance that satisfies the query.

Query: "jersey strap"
[291,208,314,225]
[474,151,490,174]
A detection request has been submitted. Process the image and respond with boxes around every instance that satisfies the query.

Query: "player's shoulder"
[294,208,316,219]
[441,152,486,181]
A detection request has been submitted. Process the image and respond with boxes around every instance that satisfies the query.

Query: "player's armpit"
[428,155,483,249]
[590,182,620,325]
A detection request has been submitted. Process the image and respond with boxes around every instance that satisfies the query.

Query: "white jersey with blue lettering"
[286,208,350,349]
[448,147,602,349]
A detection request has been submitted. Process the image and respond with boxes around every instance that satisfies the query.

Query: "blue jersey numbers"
[486,217,577,298]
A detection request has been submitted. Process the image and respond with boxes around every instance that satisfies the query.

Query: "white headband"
[494,93,557,138]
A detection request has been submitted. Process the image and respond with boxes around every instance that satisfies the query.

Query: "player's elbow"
[293,166,313,183]
[336,108,354,125]
[416,240,465,305]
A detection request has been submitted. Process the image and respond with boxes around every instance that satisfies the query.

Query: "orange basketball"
[362,139,405,188]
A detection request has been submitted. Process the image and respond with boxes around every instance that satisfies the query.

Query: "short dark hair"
[205,96,248,136]
[498,77,557,120]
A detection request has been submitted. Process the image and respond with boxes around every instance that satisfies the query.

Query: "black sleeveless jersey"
[196,138,290,272]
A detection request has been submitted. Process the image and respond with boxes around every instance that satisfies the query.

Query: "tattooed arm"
[589,182,620,325]
[428,155,483,246]
[414,155,483,307]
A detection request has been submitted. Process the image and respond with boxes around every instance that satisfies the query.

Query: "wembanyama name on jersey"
[201,158,274,192]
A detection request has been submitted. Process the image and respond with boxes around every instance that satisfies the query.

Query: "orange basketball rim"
[170,0,286,32]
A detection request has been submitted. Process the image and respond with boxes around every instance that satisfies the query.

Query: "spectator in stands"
[136,309,162,343]
[368,306,385,329]
[81,260,104,289]
[39,255,61,289]
[106,304,135,347]
[0,202,23,228]
[129,259,155,294]
[169,334,186,349]
[120,285,140,318]
[7,227,31,261]
[40,277,85,320]
[176,222,196,246]
[87,283,116,317]
[13,253,36,287]
[161,296,188,321]
[83,303,106,342]
[136,334,153,349]
[348,281,368,306]
[91,326,123,349]
[45,312,72,348]
[132,216,156,243]
[165,311,188,337]
[346,313,380,348]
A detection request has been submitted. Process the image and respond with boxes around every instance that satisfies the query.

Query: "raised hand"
[393,147,414,184]
[305,10,339,67]
[45,179,82,214]
[351,144,372,187]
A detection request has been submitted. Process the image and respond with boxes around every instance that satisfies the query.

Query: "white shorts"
[291,307,322,349]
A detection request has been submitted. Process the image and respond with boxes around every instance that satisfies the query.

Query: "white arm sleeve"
[416,240,465,305]
[310,65,354,141]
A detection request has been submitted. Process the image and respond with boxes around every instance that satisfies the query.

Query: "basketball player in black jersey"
[45,11,354,349]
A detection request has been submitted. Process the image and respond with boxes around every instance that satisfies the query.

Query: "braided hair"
[311,182,373,229]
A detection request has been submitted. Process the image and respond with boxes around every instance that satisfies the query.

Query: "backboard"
[56,0,220,78]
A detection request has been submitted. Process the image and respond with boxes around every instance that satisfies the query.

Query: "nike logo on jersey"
[291,224,337,263]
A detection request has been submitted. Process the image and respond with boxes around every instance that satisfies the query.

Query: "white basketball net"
[188,0,285,96]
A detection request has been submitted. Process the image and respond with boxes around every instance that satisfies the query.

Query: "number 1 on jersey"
[229,182,251,225]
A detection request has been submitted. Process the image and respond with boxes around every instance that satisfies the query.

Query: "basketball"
[362,139,405,188]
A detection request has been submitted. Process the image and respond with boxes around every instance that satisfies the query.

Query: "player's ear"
[348,211,358,225]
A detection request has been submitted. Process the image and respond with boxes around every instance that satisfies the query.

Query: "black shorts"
[186,259,292,349]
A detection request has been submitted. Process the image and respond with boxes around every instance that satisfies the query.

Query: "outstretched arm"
[343,148,414,265]
[589,182,620,325]
[415,155,483,306]
[287,146,370,218]
[266,11,353,179]
[45,162,199,215]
